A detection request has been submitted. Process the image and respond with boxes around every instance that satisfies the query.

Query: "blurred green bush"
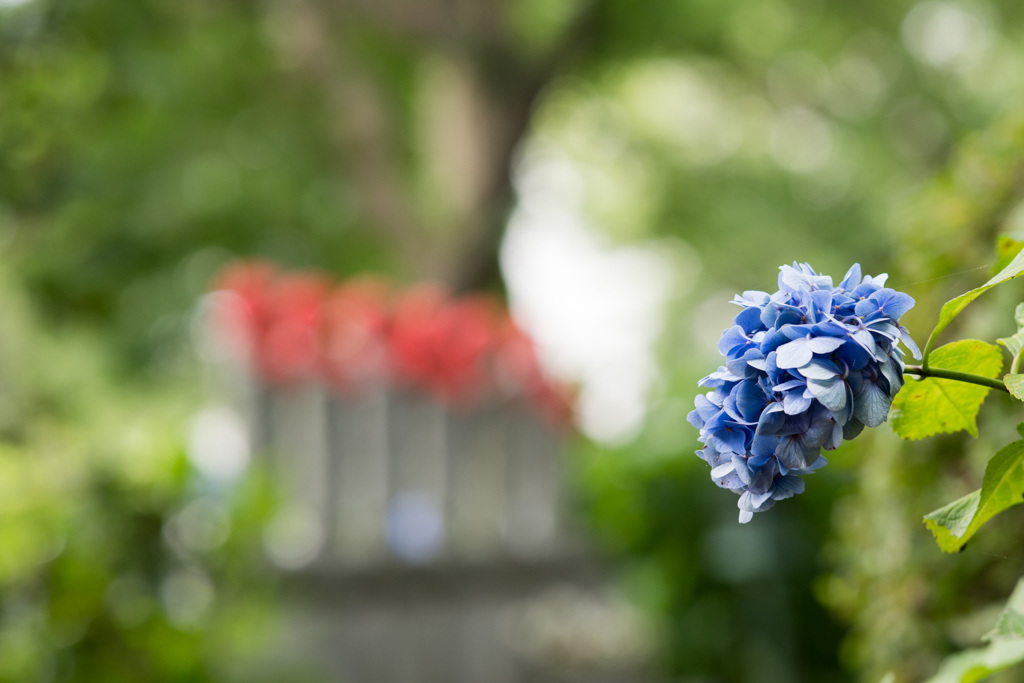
[4,0,1024,681]
[0,267,293,682]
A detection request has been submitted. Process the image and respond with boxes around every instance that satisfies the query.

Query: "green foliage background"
[4,0,1024,681]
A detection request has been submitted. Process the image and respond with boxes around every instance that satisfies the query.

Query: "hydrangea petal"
[783,392,813,415]
[718,325,753,357]
[849,328,876,354]
[774,378,806,392]
[797,359,840,380]
[771,475,805,500]
[776,436,817,470]
[807,336,844,354]
[899,325,922,360]
[837,264,862,293]
[692,262,917,522]
[842,417,865,440]
[825,420,844,450]
[735,306,764,334]
[710,463,734,479]
[854,380,891,427]
[776,338,813,369]
[806,377,847,413]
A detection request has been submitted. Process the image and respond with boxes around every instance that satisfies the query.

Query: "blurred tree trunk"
[269,0,596,292]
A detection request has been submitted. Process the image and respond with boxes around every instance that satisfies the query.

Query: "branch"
[450,1,602,293]
[903,365,1009,393]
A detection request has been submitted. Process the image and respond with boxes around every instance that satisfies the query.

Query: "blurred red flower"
[210,261,572,424]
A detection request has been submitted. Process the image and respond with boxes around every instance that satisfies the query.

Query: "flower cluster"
[688,263,920,523]
[209,261,571,423]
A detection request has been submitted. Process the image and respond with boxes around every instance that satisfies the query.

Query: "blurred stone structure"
[197,262,656,683]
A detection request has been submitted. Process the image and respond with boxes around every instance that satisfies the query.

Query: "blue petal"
[899,325,922,360]
[842,418,865,440]
[747,471,775,497]
[734,380,769,421]
[721,393,744,422]
[699,367,742,388]
[850,282,881,300]
[874,289,915,319]
[806,376,847,413]
[854,380,891,427]
[776,435,817,470]
[776,338,813,369]
[853,298,875,318]
[855,289,913,321]
[812,321,850,337]
[807,336,844,354]
[824,420,844,450]
[832,383,855,426]
[750,488,774,507]
[710,463,734,479]
[866,319,899,337]
[751,434,781,457]
[755,407,787,435]
[730,454,752,485]
[781,323,815,341]
[783,392,813,415]
[735,306,764,334]
[738,490,771,514]
[702,443,730,467]
[803,410,836,447]
[774,378,806,392]
[797,359,840,380]
[848,328,876,353]
[714,472,745,490]
[706,388,727,407]
[720,428,751,454]
[728,347,767,379]
[718,325,753,357]
[759,328,791,355]
[808,289,834,322]
[837,264,862,293]
[694,394,719,421]
[779,265,807,292]
[879,358,904,398]
[771,475,805,500]
[790,454,828,474]
[776,409,812,436]
[734,290,771,307]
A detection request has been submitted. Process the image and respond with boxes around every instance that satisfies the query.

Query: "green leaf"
[984,579,1024,642]
[985,611,1024,643]
[997,334,1024,356]
[891,340,1003,440]
[923,438,1024,553]
[923,245,1024,361]
[923,490,980,551]
[996,303,1024,357]
[1006,374,1024,402]
[925,578,1024,683]
[924,639,1024,683]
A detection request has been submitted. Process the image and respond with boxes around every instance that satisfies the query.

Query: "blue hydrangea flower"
[689,263,919,523]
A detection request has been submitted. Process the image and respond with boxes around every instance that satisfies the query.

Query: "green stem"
[904,365,1009,393]
[920,328,941,372]
[1012,349,1023,375]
